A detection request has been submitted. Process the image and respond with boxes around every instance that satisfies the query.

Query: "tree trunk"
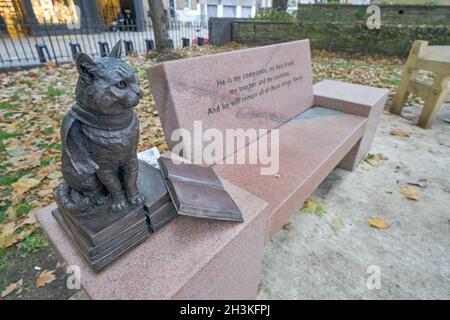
[272,0,288,11]
[147,0,171,53]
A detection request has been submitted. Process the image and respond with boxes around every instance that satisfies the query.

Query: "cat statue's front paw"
[89,194,107,206]
[111,199,128,211]
[127,193,145,207]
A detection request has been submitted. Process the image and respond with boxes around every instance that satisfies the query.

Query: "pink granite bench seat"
[215,79,389,240]
[214,106,368,240]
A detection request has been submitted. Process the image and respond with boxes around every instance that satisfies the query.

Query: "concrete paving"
[258,103,450,299]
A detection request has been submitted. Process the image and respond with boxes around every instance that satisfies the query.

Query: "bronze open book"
[158,157,244,222]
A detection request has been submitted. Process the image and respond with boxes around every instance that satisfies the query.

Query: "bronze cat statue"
[54,41,145,214]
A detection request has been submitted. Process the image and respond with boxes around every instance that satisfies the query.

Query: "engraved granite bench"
[36,40,388,299]
[148,40,389,241]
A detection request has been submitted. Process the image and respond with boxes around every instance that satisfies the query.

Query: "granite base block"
[36,179,267,299]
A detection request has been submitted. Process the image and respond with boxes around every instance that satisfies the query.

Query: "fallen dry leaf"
[0,220,36,249]
[6,206,16,220]
[157,144,168,154]
[11,177,42,194]
[331,216,345,231]
[36,270,57,288]
[15,225,35,242]
[17,209,37,227]
[399,186,420,201]
[0,222,16,249]
[390,130,411,138]
[301,198,327,217]
[365,153,389,167]
[368,217,389,229]
[361,163,373,171]
[1,279,23,298]
[283,222,293,231]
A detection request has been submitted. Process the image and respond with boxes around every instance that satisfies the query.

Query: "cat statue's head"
[74,41,143,115]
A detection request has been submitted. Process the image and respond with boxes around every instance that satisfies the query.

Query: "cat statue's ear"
[109,41,122,59]
[75,53,97,85]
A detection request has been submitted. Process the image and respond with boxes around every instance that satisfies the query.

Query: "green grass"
[3,112,14,119]
[36,142,48,150]
[35,139,61,151]
[49,143,61,151]
[0,142,7,153]
[0,102,14,110]
[0,206,7,224]
[0,247,14,274]
[383,79,399,86]
[0,170,28,186]
[0,132,17,140]
[41,127,55,136]
[15,202,33,217]
[10,93,19,102]
[46,86,65,100]
[0,243,35,284]
[40,155,60,166]
[21,79,34,86]
[20,229,48,257]
[301,199,327,218]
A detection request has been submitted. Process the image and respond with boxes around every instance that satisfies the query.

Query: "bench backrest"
[403,41,450,101]
[147,40,314,161]
[405,40,449,75]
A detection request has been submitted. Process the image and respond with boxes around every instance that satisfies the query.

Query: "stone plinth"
[36,179,267,299]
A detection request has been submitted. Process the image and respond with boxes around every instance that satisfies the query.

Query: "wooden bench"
[390,40,450,128]
[37,40,388,299]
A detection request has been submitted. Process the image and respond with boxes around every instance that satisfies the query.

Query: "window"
[207,4,217,18]
[223,5,236,18]
[241,6,252,18]
[184,0,191,9]
[31,0,78,24]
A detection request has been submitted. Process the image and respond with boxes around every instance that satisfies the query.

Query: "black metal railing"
[0,18,209,70]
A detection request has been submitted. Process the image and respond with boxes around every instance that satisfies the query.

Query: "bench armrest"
[314,80,389,171]
[313,80,389,117]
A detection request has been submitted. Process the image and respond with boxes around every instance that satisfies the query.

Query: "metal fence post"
[98,41,110,57]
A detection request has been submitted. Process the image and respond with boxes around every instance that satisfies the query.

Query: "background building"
[0,0,147,36]
[0,0,261,37]
[154,0,258,22]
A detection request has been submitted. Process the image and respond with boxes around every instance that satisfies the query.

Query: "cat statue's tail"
[53,181,91,216]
